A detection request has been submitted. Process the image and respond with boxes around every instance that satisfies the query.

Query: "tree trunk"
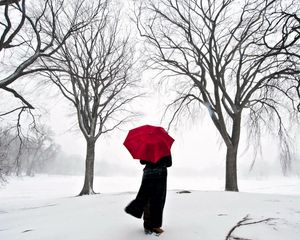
[225,145,239,191]
[79,138,96,196]
[26,160,35,177]
[225,114,241,192]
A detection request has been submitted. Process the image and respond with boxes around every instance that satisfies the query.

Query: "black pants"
[125,168,167,229]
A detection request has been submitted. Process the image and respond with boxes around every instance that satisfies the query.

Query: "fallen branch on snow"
[225,214,277,240]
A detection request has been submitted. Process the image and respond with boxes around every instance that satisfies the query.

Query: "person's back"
[125,155,172,235]
[140,155,172,169]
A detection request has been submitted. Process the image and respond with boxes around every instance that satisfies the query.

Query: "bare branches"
[261,1,300,112]
[137,0,299,135]
[41,0,141,141]
[38,1,141,195]
[1,86,34,110]
[225,215,277,240]
[0,121,58,180]
[0,0,20,6]
[0,0,25,51]
[136,0,300,190]
[0,0,97,105]
[0,0,107,156]
[0,1,78,162]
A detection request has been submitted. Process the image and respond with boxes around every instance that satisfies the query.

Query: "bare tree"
[0,127,12,182]
[135,0,300,191]
[0,0,94,119]
[0,0,34,118]
[23,125,58,177]
[41,0,141,195]
[0,118,58,181]
[262,1,300,112]
[1,0,100,177]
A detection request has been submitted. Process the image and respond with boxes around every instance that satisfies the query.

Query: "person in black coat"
[124,155,172,235]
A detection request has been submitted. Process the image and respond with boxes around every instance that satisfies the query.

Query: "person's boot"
[144,228,153,235]
[152,227,164,235]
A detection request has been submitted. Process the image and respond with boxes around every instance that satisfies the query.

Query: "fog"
[29,72,300,181]
[1,0,299,185]
[1,71,299,181]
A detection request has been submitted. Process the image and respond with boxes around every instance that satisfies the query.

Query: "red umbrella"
[123,125,174,164]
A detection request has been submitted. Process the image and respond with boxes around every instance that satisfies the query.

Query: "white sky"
[1,0,299,180]
[35,70,299,180]
[1,63,299,179]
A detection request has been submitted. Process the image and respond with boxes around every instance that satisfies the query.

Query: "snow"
[1,175,300,240]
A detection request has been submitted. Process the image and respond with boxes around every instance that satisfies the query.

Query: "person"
[124,155,172,235]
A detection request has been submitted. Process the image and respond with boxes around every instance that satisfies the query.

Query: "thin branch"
[225,215,277,240]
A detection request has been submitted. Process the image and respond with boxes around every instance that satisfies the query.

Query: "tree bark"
[225,114,241,192]
[225,145,239,191]
[79,138,96,195]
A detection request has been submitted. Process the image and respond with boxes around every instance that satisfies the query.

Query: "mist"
[31,82,300,181]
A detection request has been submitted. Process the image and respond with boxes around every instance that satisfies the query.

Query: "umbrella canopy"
[123,125,174,164]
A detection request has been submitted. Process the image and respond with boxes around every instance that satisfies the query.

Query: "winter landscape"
[1,175,300,240]
[1,0,300,240]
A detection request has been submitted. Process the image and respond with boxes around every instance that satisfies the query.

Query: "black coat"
[125,155,172,229]
[140,155,172,169]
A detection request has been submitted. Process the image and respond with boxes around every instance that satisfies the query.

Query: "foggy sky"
[38,71,300,179]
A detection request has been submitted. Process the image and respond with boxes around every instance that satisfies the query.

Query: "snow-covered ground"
[1,175,300,240]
